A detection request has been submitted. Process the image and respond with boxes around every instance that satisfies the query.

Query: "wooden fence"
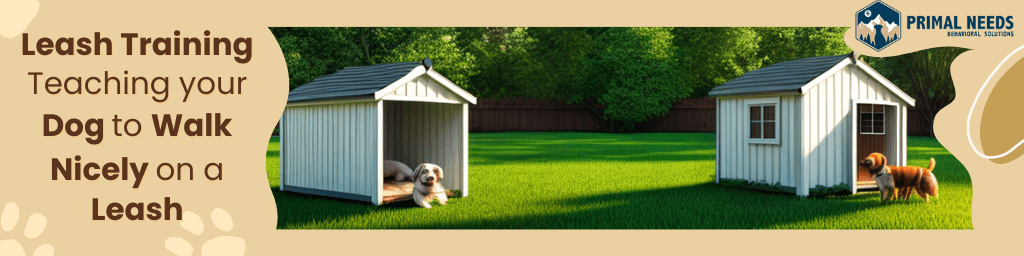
[469,98,601,132]
[470,97,933,136]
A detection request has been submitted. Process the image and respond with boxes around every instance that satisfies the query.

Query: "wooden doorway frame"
[849,100,899,194]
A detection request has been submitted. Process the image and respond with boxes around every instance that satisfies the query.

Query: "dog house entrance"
[856,104,888,187]
[380,100,464,203]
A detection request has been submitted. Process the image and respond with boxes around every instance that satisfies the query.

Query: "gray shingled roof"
[708,54,850,97]
[288,61,424,103]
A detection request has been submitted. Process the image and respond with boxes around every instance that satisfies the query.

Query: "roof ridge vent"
[849,51,861,62]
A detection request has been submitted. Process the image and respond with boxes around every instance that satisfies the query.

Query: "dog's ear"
[433,165,443,180]
[878,154,887,168]
[860,158,873,167]
[414,164,425,179]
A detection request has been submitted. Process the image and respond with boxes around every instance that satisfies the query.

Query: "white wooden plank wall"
[383,101,464,191]
[281,102,379,199]
[385,76,462,102]
[801,67,902,188]
[885,105,902,166]
[717,95,799,187]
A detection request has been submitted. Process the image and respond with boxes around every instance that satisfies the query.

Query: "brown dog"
[859,153,939,202]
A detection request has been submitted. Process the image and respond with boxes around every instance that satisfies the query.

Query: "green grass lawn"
[266,132,972,229]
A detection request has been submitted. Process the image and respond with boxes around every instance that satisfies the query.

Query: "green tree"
[529,27,596,100]
[863,47,968,137]
[755,27,850,66]
[671,27,848,98]
[575,27,689,131]
[380,27,477,89]
[675,27,762,97]
[799,27,850,57]
[457,27,549,98]
[270,27,366,90]
[271,27,476,90]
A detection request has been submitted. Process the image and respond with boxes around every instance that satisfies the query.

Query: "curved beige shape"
[1,202,18,232]
[0,0,40,38]
[23,213,45,239]
[31,244,52,256]
[210,208,233,232]
[0,239,27,256]
[201,236,245,256]
[165,237,194,256]
[180,211,204,236]
[967,45,1024,161]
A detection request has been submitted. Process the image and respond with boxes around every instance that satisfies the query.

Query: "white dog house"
[709,52,915,196]
[279,58,476,205]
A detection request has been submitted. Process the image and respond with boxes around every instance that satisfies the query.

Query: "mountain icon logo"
[855,1,901,51]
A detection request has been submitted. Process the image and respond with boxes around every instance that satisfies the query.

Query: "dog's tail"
[917,159,939,199]
[919,171,939,199]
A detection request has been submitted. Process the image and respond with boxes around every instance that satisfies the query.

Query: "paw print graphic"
[165,208,245,256]
[0,0,40,38]
[0,202,52,256]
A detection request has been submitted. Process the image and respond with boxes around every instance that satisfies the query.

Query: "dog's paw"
[0,202,52,256]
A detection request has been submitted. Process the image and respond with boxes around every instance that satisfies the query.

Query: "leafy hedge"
[719,178,851,197]
[809,184,852,197]
[718,179,788,194]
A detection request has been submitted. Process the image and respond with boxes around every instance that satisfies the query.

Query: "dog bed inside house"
[381,180,456,205]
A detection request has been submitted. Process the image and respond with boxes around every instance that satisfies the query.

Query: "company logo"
[855,1,901,51]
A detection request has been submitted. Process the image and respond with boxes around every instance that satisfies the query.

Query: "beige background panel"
[0,0,1021,255]
[0,0,287,254]
[942,48,1023,237]
[972,49,1024,163]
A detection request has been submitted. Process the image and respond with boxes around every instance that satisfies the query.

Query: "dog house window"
[747,100,778,144]
[860,104,885,135]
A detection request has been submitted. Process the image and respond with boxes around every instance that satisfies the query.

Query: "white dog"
[861,155,896,202]
[412,163,447,209]
[873,168,897,202]
[383,160,415,181]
